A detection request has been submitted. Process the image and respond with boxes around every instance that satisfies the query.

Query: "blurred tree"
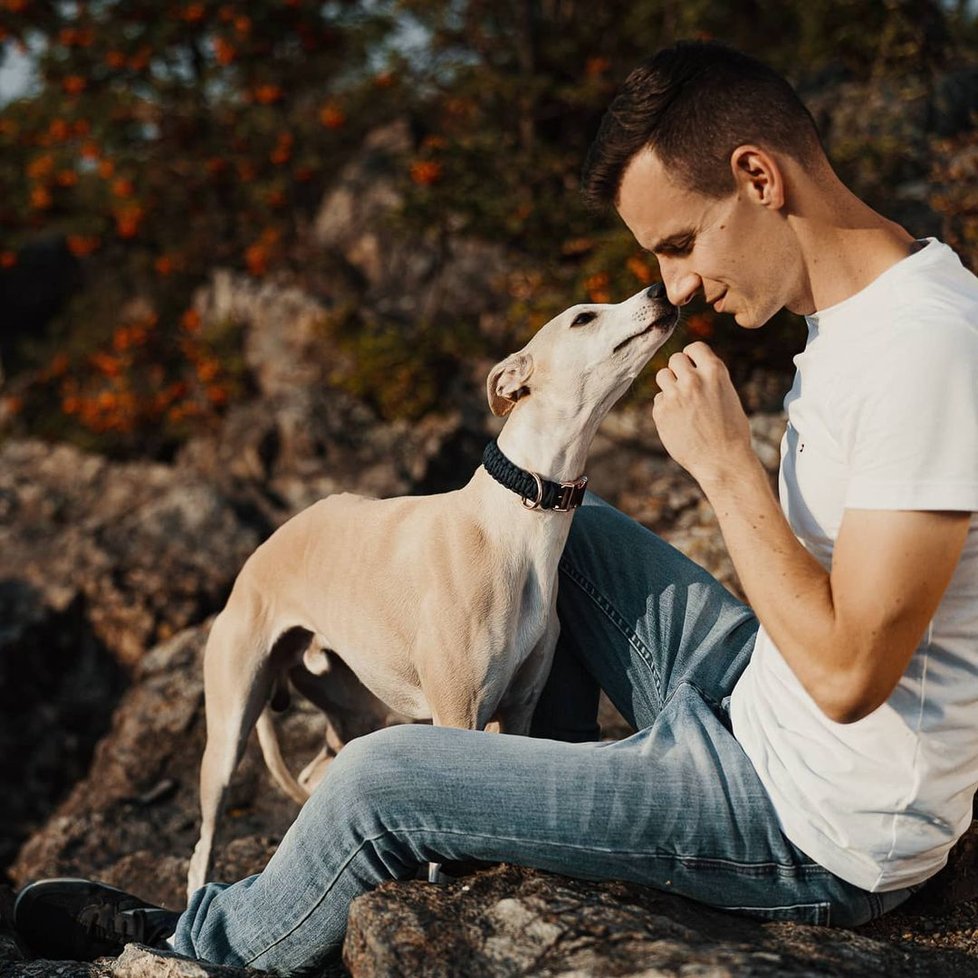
[931,127,978,272]
[0,0,400,453]
[1,0,976,445]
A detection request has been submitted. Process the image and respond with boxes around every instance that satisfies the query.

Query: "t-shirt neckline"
[805,237,940,330]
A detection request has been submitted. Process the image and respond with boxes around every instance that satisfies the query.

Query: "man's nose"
[658,265,700,307]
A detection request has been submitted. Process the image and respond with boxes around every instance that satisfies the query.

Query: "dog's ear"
[487,352,534,417]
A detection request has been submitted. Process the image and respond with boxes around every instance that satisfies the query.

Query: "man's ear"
[487,352,534,417]
[730,144,784,209]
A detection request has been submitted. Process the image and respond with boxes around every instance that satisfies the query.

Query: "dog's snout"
[645,282,667,300]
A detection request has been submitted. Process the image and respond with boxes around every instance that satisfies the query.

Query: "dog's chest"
[521,555,555,614]
[502,542,561,653]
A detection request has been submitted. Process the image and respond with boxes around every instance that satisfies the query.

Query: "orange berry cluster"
[30,308,236,437]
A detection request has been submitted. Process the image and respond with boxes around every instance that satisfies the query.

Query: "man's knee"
[318,724,437,807]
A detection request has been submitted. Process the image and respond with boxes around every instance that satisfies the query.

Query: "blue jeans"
[171,496,913,973]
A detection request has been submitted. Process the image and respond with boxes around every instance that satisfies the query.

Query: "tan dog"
[187,285,677,896]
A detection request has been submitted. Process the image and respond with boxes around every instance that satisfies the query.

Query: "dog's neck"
[481,440,587,512]
[494,403,596,485]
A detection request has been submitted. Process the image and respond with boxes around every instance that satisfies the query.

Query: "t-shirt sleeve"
[845,318,978,511]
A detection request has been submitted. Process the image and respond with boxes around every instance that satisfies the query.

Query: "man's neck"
[787,176,918,316]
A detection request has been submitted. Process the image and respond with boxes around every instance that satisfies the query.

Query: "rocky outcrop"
[4,403,763,911]
[175,268,486,522]
[313,120,513,330]
[4,398,976,976]
[0,440,260,667]
[0,254,507,885]
[4,287,977,973]
[8,623,329,909]
[345,864,978,978]
[0,442,261,872]
[7,606,977,978]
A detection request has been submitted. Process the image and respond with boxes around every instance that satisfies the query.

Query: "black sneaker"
[13,878,182,961]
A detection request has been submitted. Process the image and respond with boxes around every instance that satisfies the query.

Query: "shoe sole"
[14,876,139,922]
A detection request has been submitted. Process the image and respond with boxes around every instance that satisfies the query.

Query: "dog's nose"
[645,282,667,300]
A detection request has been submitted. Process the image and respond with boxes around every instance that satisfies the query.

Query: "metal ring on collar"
[521,471,544,509]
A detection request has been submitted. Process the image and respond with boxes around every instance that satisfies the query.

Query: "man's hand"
[652,341,752,484]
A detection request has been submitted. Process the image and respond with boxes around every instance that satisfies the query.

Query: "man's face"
[616,148,789,329]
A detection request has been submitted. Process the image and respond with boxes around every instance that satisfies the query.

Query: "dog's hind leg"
[256,707,310,805]
[187,605,276,899]
[251,627,321,805]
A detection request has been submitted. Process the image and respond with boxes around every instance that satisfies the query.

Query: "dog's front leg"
[493,615,560,736]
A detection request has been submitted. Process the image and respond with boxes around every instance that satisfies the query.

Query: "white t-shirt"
[730,238,978,893]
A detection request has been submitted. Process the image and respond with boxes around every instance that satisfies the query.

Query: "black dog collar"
[482,440,588,512]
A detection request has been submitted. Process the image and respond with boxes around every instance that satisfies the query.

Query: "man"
[15,41,978,973]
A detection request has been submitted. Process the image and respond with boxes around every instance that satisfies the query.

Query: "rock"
[344,863,977,978]
[177,267,490,520]
[8,624,316,912]
[8,620,406,920]
[0,959,108,977]
[193,271,330,401]
[110,944,261,978]
[0,436,260,869]
[0,576,128,874]
[4,376,976,978]
[177,386,470,521]
[0,434,265,870]
[314,120,413,281]
[749,412,787,472]
[313,120,512,327]
[0,440,260,666]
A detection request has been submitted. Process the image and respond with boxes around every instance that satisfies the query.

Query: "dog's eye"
[571,311,597,328]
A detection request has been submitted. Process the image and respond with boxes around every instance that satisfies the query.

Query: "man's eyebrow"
[646,229,696,254]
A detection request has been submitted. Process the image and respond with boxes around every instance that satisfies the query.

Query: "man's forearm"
[696,452,855,720]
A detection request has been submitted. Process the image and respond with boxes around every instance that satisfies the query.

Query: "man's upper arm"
[827,507,971,721]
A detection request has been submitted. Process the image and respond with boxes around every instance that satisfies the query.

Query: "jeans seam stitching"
[242,835,369,965]
[559,558,663,704]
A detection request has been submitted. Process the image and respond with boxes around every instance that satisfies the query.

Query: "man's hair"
[582,41,824,207]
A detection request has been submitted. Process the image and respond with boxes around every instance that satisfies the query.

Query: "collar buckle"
[553,475,588,512]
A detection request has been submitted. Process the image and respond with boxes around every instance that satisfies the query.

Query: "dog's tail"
[256,707,310,805]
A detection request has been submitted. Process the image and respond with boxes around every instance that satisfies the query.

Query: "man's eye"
[659,239,693,258]
[571,311,597,327]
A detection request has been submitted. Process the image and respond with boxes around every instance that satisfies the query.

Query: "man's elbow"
[811,674,889,725]
[820,696,878,725]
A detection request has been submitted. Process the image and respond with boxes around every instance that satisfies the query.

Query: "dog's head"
[487,285,678,417]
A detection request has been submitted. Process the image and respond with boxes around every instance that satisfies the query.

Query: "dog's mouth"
[613,308,679,354]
